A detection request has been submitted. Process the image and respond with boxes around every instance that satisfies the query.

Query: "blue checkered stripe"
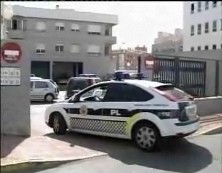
[70,118,126,135]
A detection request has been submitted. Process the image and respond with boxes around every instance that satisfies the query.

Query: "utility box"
[1,39,30,136]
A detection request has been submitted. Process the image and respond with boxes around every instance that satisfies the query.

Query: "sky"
[5,1,183,53]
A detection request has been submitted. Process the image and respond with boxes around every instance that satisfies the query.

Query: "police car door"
[101,83,154,137]
[66,83,109,133]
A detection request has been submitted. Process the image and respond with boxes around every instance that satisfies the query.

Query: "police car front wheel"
[132,122,160,152]
[52,113,67,135]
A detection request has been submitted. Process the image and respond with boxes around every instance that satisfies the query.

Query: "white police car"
[45,80,199,151]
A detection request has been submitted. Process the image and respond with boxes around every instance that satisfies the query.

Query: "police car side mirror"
[69,94,80,103]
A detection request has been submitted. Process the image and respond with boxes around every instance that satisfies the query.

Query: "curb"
[191,124,222,138]
[203,126,222,135]
[1,154,107,173]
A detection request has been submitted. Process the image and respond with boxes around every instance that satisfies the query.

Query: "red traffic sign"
[144,55,154,69]
[1,42,22,63]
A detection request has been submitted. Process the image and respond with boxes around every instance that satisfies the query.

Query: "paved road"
[13,134,222,173]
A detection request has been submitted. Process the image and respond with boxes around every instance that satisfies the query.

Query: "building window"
[36,44,46,54]
[104,45,110,55]
[205,45,209,50]
[205,22,209,33]
[87,25,101,35]
[197,46,201,51]
[11,19,21,30]
[191,3,195,14]
[197,24,201,35]
[197,1,202,12]
[191,47,194,51]
[205,1,209,10]
[36,21,46,31]
[213,20,217,32]
[55,44,64,52]
[190,25,195,36]
[55,22,65,31]
[212,44,217,49]
[105,26,110,36]
[87,45,101,56]
[71,23,80,32]
[212,1,217,7]
[70,44,80,53]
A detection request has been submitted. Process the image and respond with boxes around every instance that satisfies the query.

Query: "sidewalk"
[1,114,222,171]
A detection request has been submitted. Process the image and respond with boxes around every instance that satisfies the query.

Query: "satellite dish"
[3,4,13,20]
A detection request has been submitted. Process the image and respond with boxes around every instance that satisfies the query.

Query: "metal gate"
[153,57,206,97]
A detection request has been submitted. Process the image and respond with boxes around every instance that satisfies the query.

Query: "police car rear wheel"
[133,123,159,152]
[53,114,67,135]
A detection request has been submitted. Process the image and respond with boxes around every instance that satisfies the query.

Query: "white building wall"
[183,1,222,51]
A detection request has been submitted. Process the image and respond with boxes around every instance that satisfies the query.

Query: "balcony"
[7,29,24,39]
[104,36,116,44]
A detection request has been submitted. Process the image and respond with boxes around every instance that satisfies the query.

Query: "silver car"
[30,79,59,102]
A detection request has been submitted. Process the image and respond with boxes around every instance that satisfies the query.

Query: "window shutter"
[87,25,101,33]
[36,43,45,50]
[56,22,64,27]
[36,21,46,31]
[88,45,100,53]
[71,44,80,53]
[71,23,80,31]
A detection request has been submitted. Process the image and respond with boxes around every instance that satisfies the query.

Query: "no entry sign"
[1,42,22,63]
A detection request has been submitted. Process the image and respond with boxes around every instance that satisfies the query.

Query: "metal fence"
[153,57,206,97]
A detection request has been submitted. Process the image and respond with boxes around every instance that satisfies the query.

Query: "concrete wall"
[1,39,30,136]
[195,97,222,116]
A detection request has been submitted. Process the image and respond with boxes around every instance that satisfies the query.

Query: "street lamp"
[1,3,13,40]
[2,4,13,20]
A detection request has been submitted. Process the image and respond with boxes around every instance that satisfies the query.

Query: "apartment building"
[152,28,183,53]
[183,1,222,51]
[6,5,118,81]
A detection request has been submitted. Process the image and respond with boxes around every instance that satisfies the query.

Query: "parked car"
[65,77,102,99]
[30,79,59,102]
[30,77,59,94]
[79,74,99,78]
[45,79,199,152]
[45,79,60,94]
[31,76,42,80]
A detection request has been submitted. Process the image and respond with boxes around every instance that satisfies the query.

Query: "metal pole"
[138,55,141,73]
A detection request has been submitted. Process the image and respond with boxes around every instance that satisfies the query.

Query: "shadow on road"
[1,135,26,158]
[45,132,213,173]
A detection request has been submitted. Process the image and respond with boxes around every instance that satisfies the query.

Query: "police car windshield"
[156,85,193,100]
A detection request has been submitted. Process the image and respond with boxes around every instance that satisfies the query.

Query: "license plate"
[185,105,197,120]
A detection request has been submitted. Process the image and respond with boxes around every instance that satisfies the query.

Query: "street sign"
[1,67,21,86]
[1,42,22,63]
[144,55,154,69]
